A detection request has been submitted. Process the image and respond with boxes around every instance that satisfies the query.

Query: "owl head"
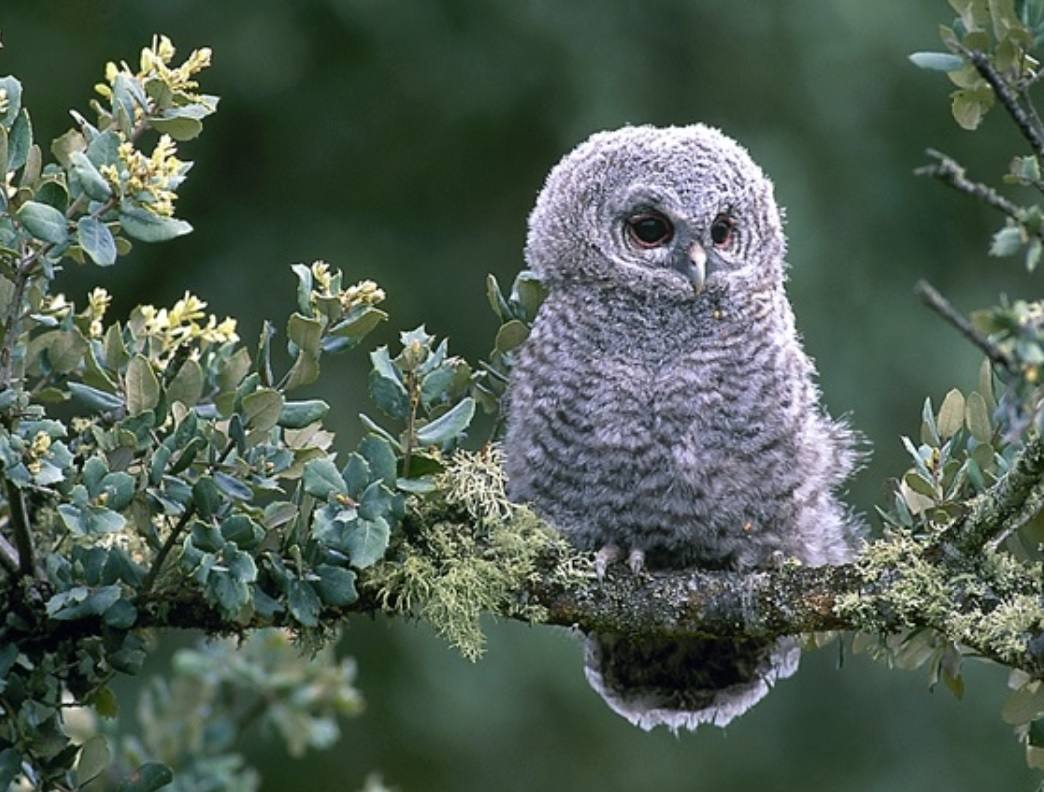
[525,124,786,302]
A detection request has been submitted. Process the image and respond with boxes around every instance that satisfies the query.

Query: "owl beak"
[684,242,707,294]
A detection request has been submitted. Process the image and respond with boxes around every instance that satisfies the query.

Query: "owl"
[503,124,861,732]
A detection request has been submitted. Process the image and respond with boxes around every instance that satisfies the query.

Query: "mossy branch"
[3,505,1042,678]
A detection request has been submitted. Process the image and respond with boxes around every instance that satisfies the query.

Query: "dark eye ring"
[710,214,736,248]
[626,212,674,248]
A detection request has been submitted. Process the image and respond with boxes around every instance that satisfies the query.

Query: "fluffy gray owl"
[503,124,860,732]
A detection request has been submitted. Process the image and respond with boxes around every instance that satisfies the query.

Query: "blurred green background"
[3,1,1040,789]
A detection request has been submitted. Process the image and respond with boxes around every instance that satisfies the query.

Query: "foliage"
[5,4,1044,789]
[882,0,1044,770]
[0,37,479,789]
[366,447,581,661]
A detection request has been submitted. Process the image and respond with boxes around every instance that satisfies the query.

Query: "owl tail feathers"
[583,633,801,732]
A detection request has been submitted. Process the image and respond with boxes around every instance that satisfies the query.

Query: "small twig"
[5,478,33,576]
[1022,85,1044,147]
[916,150,1025,221]
[0,531,18,574]
[914,280,1016,375]
[139,440,237,593]
[953,432,1044,552]
[987,476,1044,552]
[1021,65,1044,91]
[139,506,196,594]
[964,47,1044,158]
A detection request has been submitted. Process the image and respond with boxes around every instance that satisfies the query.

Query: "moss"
[362,448,585,661]
[835,529,1044,666]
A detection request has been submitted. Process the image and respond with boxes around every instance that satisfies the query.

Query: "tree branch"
[914,279,1016,375]
[952,431,1044,553]
[915,149,1029,225]
[2,528,1041,678]
[964,47,1044,159]
[5,478,34,577]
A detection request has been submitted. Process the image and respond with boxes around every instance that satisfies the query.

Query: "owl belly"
[508,350,797,571]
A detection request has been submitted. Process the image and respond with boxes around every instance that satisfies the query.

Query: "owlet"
[504,124,861,732]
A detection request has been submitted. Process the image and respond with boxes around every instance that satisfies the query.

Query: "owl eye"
[626,212,674,248]
[710,214,736,249]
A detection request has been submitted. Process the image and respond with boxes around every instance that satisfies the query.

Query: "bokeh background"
[3,1,1040,789]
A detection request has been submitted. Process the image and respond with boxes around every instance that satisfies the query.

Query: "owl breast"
[504,285,826,570]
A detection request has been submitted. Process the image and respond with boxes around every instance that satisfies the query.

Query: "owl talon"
[594,544,622,581]
[627,548,646,575]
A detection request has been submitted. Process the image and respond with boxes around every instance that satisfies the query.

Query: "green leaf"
[0,749,19,791]
[495,319,529,353]
[169,436,203,476]
[69,381,124,413]
[315,564,358,606]
[329,305,388,340]
[903,471,937,498]
[104,323,130,369]
[51,128,86,168]
[0,748,19,791]
[242,388,284,432]
[166,357,204,407]
[341,453,372,499]
[290,263,314,315]
[119,203,192,242]
[70,150,112,201]
[75,735,111,787]
[420,364,456,408]
[368,346,409,418]
[193,476,222,518]
[303,458,347,500]
[117,762,174,792]
[220,514,263,550]
[909,51,965,70]
[288,312,323,356]
[48,330,88,373]
[285,348,320,391]
[103,598,138,629]
[288,578,321,626]
[396,475,438,494]
[278,399,330,428]
[937,389,965,439]
[512,270,547,319]
[486,273,510,320]
[101,471,135,511]
[18,200,68,244]
[990,225,1024,256]
[126,355,160,415]
[218,347,252,391]
[979,358,996,411]
[951,88,989,130]
[1003,682,1044,724]
[47,584,121,620]
[214,471,252,501]
[345,517,390,568]
[1027,239,1043,272]
[0,76,23,128]
[965,390,992,442]
[7,109,31,171]
[359,434,397,486]
[416,397,476,446]
[151,108,204,141]
[77,215,117,266]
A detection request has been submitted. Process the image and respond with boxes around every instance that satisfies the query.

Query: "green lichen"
[362,448,584,661]
[836,529,1044,667]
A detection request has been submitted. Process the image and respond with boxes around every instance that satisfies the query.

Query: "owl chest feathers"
[506,285,818,568]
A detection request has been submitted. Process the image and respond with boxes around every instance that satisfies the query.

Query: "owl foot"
[594,544,622,581]
[627,548,645,575]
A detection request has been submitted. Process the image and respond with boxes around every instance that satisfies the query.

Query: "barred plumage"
[504,124,861,731]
